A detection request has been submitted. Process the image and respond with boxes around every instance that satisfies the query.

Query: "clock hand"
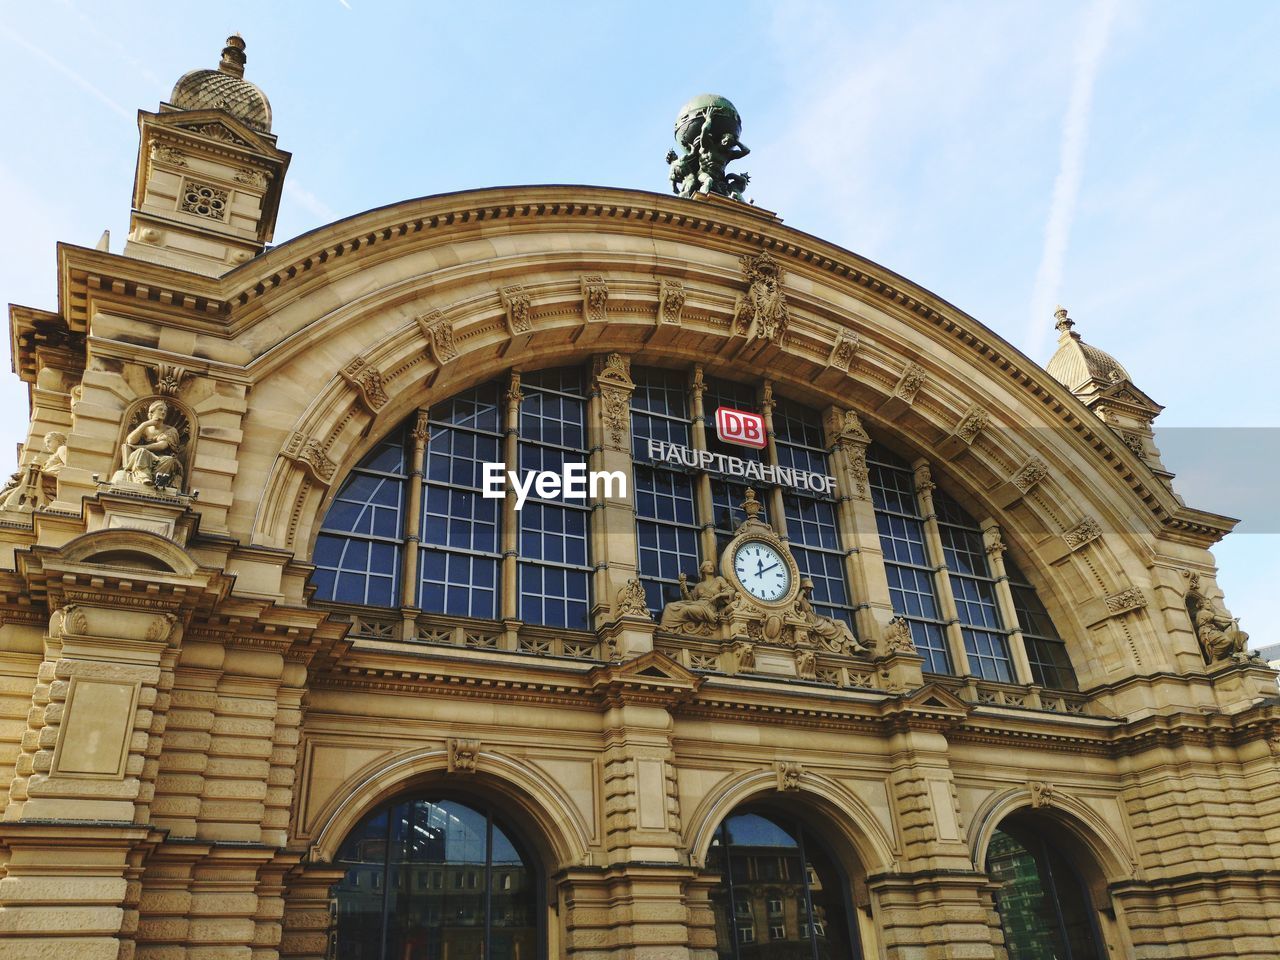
[756,558,763,578]
[759,562,780,575]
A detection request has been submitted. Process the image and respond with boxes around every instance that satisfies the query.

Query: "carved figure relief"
[1188,592,1250,663]
[796,579,867,656]
[727,640,755,674]
[733,252,789,343]
[774,761,803,791]
[111,399,189,492]
[882,616,916,655]
[794,648,817,680]
[660,561,737,636]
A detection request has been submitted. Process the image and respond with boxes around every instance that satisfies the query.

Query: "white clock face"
[733,541,791,602]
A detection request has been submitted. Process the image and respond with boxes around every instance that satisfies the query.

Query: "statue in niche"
[113,399,186,491]
[660,560,737,635]
[665,95,751,201]
[796,579,867,656]
[1189,593,1251,663]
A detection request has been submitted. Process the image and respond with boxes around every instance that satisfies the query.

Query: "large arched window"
[312,360,1079,690]
[707,810,862,959]
[986,818,1103,960]
[331,796,541,960]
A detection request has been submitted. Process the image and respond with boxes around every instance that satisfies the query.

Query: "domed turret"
[1046,306,1131,391]
[170,35,272,133]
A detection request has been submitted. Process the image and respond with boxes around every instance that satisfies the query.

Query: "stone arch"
[307,745,593,873]
[57,528,199,576]
[684,767,897,875]
[968,785,1138,885]
[229,187,1218,681]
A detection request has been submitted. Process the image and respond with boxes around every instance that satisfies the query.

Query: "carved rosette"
[283,431,336,485]
[1012,457,1049,494]
[447,738,480,774]
[594,353,636,452]
[894,363,925,403]
[341,357,389,412]
[581,275,609,323]
[829,331,859,372]
[418,308,459,364]
[1063,516,1102,550]
[658,279,686,325]
[733,252,789,343]
[500,285,532,335]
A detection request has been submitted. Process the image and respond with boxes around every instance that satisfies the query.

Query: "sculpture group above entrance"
[660,489,866,659]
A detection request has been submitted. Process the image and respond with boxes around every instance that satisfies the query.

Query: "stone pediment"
[158,107,279,154]
[1094,378,1163,415]
[879,682,971,726]
[587,650,702,701]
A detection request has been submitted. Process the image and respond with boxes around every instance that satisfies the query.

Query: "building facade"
[1,37,1277,960]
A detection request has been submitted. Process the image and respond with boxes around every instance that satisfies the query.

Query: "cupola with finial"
[1045,306,1175,485]
[123,35,290,275]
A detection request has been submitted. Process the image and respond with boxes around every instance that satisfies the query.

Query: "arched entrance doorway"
[330,794,542,959]
[985,814,1104,960]
[706,807,863,959]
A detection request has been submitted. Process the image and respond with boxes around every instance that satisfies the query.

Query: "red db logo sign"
[715,407,767,449]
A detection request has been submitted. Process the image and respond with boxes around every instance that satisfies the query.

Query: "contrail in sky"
[0,25,132,120]
[1027,0,1118,355]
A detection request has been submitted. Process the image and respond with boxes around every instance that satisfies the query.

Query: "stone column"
[981,520,1035,685]
[913,460,972,677]
[689,366,717,564]
[758,382,788,539]
[500,373,522,622]
[824,407,895,642]
[398,409,429,624]
[589,354,645,645]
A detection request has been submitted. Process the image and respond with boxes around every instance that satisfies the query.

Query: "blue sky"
[1,1,1276,640]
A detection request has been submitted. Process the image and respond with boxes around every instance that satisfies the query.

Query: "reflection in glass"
[707,811,860,959]
[332,797,539,960]
[987,823,1102,960]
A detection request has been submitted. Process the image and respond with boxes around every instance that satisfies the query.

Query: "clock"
[731,540,792,603]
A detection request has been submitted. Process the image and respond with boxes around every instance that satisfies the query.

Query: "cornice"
[42,185,1235,541]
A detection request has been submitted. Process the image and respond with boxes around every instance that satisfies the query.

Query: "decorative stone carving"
[179,179,228,221]
[882,616,916,655]
[148,362,190,397]
[234,166,268,188]
[794,648,817,680]
[145,612,179,643]
[177,120,251,146]
[151,143,187,166]
[341,357,389,411]
[418,309,459,364]
[614,579,651,620]
[658,279,685,324]
[283,431,336,485]
[111,399,189,492]
[1188,592,1250,663]
[829,331,860,372]
[733,252,788,343]
[1029,781,1055,809]
[581,275,609,323]
[984,536,1006,558]
[666,95,750,200]
[1104,586,1147,616]
[500,285,532,335]
[40,431,67,477]
[447,738,480,774]
[1063,516,1102,550]
[1012,457,1049,493]
[894,363,925,403]
[955,406,989,444]
[411,410,430,445]
[1121,431,1145,455]
[774,761,803,792]
[727,640,755,674]
[660,561,736,636]
[594,353,635,452]
[915,464,936,496]
[507,371,524,406]
[796,579,867,655]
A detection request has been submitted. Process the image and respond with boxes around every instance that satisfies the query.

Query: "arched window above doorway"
[707,809,862,959]
[986,817,1103,960]
[331,795,541,960]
